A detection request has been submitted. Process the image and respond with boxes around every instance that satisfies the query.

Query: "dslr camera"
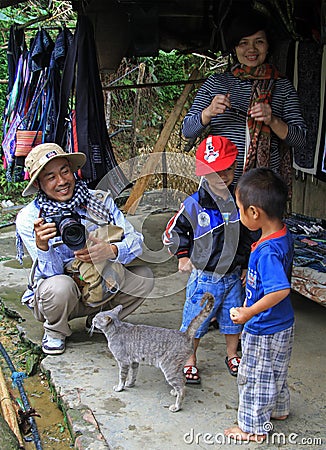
[43,210,86,251]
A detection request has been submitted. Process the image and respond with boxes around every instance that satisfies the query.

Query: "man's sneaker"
[85,316,102,334]
[42,333,65,355]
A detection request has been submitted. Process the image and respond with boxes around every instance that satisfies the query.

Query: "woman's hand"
[249,102,289,139]
[249,102,272,124]
[34,218,57,251]
[201,93,231,125]
[75,236,118,264]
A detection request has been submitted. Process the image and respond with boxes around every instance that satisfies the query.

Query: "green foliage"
[0,55,7,120]
[0,298,42,377]
[0,164,27,201]
[142,50,197,108]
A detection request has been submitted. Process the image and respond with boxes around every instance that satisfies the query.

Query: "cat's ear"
[114,304,123,315]
[107,304,123,320]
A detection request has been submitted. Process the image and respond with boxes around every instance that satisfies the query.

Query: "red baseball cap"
[195,135,238,176]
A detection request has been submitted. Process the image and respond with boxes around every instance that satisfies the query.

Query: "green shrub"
[142,50,197,108]
[0,164,27,202]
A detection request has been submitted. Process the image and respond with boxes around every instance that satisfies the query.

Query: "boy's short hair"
[195,135,238,176]
[236,168,288,219]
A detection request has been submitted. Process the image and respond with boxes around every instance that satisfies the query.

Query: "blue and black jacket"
[163,182,254,273]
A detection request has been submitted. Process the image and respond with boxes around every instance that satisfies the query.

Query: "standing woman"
[182,11,307,188]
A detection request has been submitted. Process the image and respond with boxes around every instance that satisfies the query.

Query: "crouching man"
[16,143,154,355]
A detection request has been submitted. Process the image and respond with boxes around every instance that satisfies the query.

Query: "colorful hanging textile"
[1,27,73,182]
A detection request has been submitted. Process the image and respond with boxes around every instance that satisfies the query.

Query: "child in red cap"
[163,135,254,383]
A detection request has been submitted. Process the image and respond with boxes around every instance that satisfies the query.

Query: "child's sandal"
[183,365,201,384]
[225,356,241,377]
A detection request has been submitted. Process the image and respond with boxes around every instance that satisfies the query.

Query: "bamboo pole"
[0,366,24,448]
[123,68,199,214]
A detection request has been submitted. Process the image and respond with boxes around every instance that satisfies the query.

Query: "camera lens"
[59,218,86,251]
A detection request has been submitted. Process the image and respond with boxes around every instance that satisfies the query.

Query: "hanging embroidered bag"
[15,130,43,157]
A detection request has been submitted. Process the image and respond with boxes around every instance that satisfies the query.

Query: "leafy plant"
[0,164,27,201]
[141,50,197,107]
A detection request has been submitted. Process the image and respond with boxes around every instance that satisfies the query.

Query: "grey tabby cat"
[91,292,214,412]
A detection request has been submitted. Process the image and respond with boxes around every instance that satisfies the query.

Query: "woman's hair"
[225,9,272,53]
[236,168,288,219]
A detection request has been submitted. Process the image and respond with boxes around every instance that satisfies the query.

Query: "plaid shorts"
[237,325,295,435]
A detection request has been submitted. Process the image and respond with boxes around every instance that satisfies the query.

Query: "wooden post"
[123,68,199,214]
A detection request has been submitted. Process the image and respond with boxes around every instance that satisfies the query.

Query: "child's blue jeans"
[180,267,244,338]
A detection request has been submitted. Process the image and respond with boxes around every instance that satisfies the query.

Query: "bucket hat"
[22,143,86,196]
[195,135,238,176]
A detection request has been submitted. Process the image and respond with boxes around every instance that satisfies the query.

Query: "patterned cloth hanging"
[293,40,324,173]
[7,24,26,94]
[1,27,73,182]
[55,15,130,197]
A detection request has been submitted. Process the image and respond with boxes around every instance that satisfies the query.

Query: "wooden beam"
[0,366,24,448]
[122,68,199,214]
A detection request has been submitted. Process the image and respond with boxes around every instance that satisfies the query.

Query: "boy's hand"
[231,290,291,325]
[178,257,194,273]
[240,269,247,287]
[229,306,253,324]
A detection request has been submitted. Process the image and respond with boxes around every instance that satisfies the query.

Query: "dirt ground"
[0,204,325,449]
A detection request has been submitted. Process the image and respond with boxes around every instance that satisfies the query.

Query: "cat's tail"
[185,292,215,339]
